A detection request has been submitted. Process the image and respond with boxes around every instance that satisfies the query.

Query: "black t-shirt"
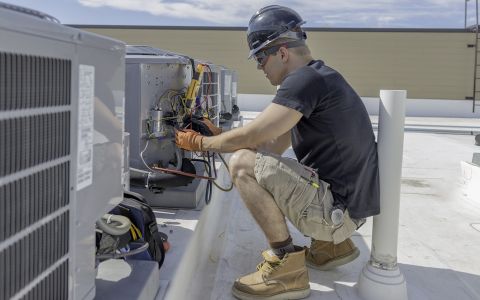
[273,60,380,219]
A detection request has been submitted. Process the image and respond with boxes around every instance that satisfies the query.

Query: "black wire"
[206,153,211,172]
[218,153,229,172]
[206,152,213,204]
[190,157,213,204]
[204,178,209,204]
[208,178,212,204]
[212,153,218,178]
[209,155,213,204]
[190,152,234,198]
[191,155,233,192]
[212,153,233,192]
[190,158,210,167]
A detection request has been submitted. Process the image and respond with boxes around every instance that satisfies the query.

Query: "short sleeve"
[272,66,325,118]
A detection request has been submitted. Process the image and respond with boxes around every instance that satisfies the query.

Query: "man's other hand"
[199,117,222,136]
[175,129,204,151]
[184,115,222,136]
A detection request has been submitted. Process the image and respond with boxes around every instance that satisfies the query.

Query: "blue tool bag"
[108,191,166,268]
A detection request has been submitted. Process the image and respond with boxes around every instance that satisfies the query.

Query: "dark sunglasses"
[253,44,283,66]
[253,40,305,67]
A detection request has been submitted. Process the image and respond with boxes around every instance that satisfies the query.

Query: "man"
[176,5,379,300]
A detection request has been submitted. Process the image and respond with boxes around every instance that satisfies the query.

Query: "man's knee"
[229,149,256,181]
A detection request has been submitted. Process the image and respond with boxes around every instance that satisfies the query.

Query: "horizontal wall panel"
[79,27,475,100]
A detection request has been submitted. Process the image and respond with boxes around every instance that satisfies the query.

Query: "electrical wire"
[212,153,217,178]
[206,154,212,204]
[140,139,155,172]
[156,88,185,108]
[218,153,229,171]
[212,153,234,192]
[145,144,233,202]
[190,158,213,204]
[193,154,233,193]
[206,166,212,204]
[141,65,233,203]
[153,88,191,124]
[212,178,232,192]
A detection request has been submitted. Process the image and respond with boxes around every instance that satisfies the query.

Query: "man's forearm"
[200,103,301,153]
[202,127,256,153]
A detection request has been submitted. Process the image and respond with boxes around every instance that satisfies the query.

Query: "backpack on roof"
[108,191,167,268]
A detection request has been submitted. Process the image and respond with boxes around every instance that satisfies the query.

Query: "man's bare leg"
[228,149,289,244]
[228,149,310,300]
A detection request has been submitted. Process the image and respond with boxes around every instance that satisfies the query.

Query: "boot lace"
[256,259,283,275]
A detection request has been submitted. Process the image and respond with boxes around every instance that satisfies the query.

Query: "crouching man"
[175,5,380,299]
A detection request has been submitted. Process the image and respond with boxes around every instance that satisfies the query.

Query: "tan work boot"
[305,238,360,271]
[231,247,310,300]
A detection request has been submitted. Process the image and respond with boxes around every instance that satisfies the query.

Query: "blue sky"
[3,0,475,28]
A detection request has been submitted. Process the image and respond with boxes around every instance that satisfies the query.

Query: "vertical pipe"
[466,0,468,29]
[371,90,405,268]
[357,90,407,300]
[475,0,479,112]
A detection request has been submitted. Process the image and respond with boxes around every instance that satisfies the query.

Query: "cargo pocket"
[331,211,358,244]
[296,181,336,242]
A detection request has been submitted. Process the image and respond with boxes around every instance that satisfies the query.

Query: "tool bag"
[109,191,166,268]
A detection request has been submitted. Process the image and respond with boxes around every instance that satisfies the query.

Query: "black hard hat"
[247,5,307,58]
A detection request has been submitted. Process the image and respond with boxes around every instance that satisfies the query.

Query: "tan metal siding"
[309,31,474,99]
[81,27,475,100]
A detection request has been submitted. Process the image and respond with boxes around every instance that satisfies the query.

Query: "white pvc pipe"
[358,90,408,300]
[372,90,406,266]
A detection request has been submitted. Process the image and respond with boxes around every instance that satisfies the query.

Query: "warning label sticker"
[76,65,95,191]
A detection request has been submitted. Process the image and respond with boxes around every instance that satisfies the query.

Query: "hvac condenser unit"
[231,70,240,120]
[125,45,207,209]
[0,3,125,300]
[219,67,233,124]
[219,68,240,125]
[125,45,191,171]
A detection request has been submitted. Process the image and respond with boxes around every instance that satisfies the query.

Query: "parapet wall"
[75,26,474,101]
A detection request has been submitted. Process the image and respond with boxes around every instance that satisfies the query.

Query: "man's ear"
[279,47,289,62]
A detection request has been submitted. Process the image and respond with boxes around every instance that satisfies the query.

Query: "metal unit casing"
[125,45,192,170]
[231,71,240,120]
[126,47,222,209]
[220,67,233,118]
[231,70,238,109]
[0,4,125,300]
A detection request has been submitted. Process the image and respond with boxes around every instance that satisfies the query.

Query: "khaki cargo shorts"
[254,152,359,244]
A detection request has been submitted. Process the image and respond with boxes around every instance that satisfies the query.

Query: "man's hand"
[184,115,222,136]
[175,129,204,151]
[199,117,222,136]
